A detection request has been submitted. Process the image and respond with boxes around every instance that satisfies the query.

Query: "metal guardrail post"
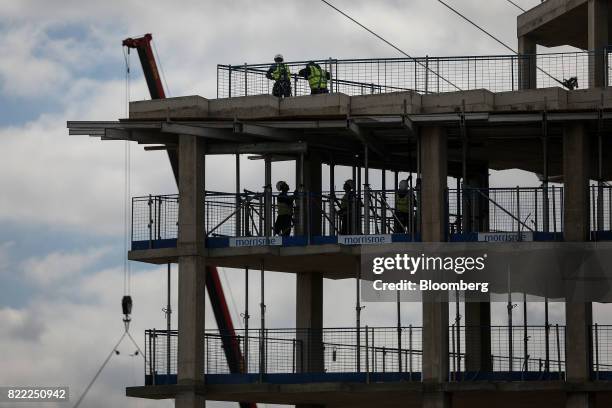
[516,186,522,241]
[130,198,134,248]
[451,324,456,381]
[152,329,157,385]
[408,324,413,378]
[292,338,296,374]
[425,55,429,94]
[157,197,162,240]
[259,328,264,381]
[609,188,612,231]
[552,186,557,233]
[244,63,248,97]
[228,65,232,98]
[556,324,562,378]
[545,320,550,372]
[594,324,600,380]
[365,325,370,383]
[148,194,153,249]
[328,57,334,93]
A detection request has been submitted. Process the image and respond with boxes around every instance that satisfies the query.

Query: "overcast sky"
[0,1,606,408]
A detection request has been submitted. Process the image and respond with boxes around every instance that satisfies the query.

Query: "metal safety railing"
[144,325,578,384]
[590,185,612,233]
[132,189,422,246]
[449,324,566,380]
[217,50,612,98]
[592,324,612,379]
[447,186,564,236]
[132,186,612,245]
[318,189,420,237]
[132,186,573,246]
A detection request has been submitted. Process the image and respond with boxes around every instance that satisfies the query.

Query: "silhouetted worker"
[298,61,331,94]
[337,179,355,235]
[274,181,294,236]
[395,179,411,233]
[266,54,292,97]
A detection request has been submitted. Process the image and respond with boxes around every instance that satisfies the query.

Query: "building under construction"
[68,1,612,407]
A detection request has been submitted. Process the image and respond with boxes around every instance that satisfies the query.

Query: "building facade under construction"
[68,1,612,407]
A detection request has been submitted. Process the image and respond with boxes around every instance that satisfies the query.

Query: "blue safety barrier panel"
[592,231,612,241]
[132,239,177,250]
[147,372,420,386]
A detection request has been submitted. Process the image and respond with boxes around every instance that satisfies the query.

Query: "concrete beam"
[205,142,307,155]
[517,0,589,48]
[162,122,244,142]
[347,121,386,158]
[237,123,296,141]
[130,95,209,120]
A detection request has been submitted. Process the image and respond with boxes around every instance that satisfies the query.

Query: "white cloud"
[0,241,14,272]
[21,247,110,285]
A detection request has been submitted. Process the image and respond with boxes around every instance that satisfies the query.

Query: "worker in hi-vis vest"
[395,179,413,233]
[266,54,292,98]
[298,61,331,94]
[274,181,294,236]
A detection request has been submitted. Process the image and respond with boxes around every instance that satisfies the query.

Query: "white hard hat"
[398,180,408,191]
[276,180,289,191]
[274,54,284,62]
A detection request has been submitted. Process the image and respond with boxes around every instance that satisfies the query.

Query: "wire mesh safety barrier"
[590,185,612,233]
[144,325,580,383]
[217,51,611,99]
[144,327,424,380]
[592,325,612,379]
[449,325,566,380]
[132,195,179,243]
[318,189,420,237]
[132,189,422,245]
[132,186,612,245]
[447,186,564,236]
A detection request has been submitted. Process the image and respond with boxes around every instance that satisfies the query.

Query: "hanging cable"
[435,0,571,88]
[72,332,127,408]
[319,0,461,91]
[122,44,133,329]
[504,0,526,12]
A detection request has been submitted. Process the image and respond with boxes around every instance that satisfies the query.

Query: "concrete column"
[464,303,492,372]
[177,135,206,408]
[464,163,492,373]
[295,152,325,408]
[588,0,609,88]
[296,152,323,236]
[420,126,450,408]
[518,35,537,90]
[296,272,324,373]
[563,123,593,408]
